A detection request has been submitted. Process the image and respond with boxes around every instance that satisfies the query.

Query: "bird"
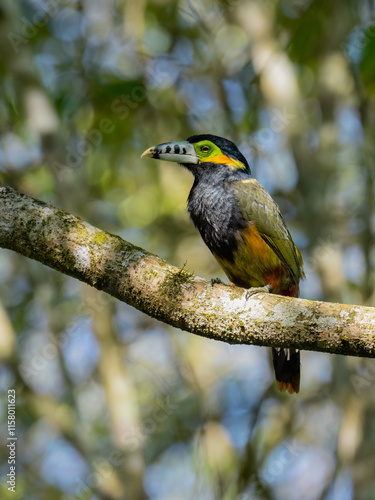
[141,134,305,394]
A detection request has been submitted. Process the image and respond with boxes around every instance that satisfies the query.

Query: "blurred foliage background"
[0,0,375,499]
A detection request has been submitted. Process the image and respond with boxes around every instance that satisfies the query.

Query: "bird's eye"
[201,146,210,153]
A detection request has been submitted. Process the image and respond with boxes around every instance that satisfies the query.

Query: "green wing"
[232,179,305,283]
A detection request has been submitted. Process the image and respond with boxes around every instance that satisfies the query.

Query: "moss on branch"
[1,185,375,358]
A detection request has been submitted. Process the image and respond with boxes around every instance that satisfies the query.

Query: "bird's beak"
[141,141,199,164]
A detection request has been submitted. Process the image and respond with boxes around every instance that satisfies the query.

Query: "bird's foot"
[245,284,271,299]
[211,277,225,286]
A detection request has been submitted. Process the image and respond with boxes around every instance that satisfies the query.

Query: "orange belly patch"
[213,224,294,293]
[242,224,271,258]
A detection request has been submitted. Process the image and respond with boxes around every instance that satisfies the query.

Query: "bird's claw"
[245,284,271,299]
[211,277,224,286]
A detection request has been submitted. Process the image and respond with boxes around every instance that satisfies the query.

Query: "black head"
[187,134,250,173]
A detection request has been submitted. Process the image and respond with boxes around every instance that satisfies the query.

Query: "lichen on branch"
[1,185,375,358]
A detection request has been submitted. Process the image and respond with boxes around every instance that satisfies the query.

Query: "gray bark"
[1,186,374,358]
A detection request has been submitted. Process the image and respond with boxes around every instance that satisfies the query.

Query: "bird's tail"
[272,347,300,394]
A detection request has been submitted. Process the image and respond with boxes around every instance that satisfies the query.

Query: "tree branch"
[1,185,374,358]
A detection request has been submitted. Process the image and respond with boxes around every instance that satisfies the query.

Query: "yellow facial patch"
[207,154,246,169]
[193,140,247,170]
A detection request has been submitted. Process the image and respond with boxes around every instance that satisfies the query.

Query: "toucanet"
[142,134,305,394]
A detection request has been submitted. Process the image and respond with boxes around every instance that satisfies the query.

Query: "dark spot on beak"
[174,145,180,154]
[154,149,160,159]
[182,147,186,154]
[165,146,171,153]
